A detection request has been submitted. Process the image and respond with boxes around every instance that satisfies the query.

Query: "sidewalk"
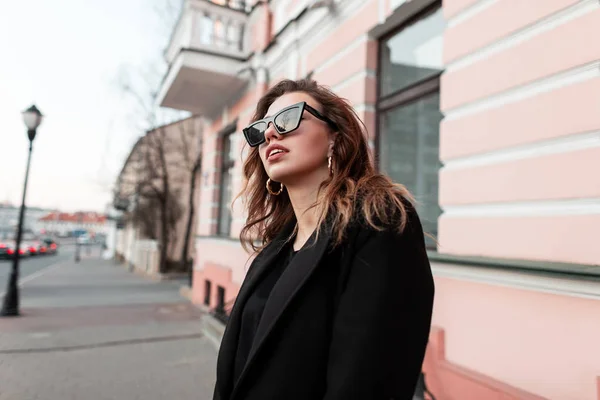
[0,257,217,400]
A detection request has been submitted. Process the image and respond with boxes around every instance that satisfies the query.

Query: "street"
[0,243,75,294]
[0,252,217,400]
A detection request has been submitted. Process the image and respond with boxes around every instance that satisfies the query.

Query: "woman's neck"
[286,184,324,249]
[283,165,329,249]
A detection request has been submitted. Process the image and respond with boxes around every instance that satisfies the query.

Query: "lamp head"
[22,104,43,141]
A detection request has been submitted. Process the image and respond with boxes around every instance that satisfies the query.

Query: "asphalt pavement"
[0,243,76,297]
[0,254,217,400]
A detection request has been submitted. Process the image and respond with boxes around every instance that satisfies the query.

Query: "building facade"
[0,203,54,234]
[38,211,107,237]
[113,116,203,273]
[159,0,600,398]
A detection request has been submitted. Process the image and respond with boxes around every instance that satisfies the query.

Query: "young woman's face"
[259,92,334,185]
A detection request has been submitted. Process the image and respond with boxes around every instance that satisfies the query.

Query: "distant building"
[38,212,107,237]
[0,203,54,234]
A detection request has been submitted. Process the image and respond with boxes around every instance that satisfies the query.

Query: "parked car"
[23,239,43,256]
[0,242,30,259]
[0,240,9,259]
[41,237,58,254]
[77,234,91,245]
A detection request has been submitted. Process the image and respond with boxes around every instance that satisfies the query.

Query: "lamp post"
[1,105,43,317]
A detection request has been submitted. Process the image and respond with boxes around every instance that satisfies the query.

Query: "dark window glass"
[379,7,445,97]
[378,4,444,249]
[204,280,212,306]
[216,286,226,313]
[379,92,443,245]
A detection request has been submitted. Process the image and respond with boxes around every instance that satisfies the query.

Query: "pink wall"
[442,9,600,111]
[431,272,600,400]
[175,1,600,399]
[443,0,581,63]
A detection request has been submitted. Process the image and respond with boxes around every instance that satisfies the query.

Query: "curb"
[175,288,223,351]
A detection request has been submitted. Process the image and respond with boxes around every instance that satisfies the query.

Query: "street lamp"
[1,105,43,317]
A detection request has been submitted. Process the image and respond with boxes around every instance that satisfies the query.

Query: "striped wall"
[194,0,395,293]
[438,0,600,265]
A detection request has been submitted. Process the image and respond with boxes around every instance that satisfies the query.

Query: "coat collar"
[216,216,333,400]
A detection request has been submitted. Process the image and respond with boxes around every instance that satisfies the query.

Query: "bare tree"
[113,0,203,274]
[174,119,203,271]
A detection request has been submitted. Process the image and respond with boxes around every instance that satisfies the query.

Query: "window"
[378,5,445,248]
[204,280,212,306]
[217,129,235,236]
[216,285,226,313]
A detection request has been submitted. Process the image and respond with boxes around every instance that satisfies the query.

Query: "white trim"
[441,198,600,218]
[202,184,221,191]
[331,69,377,92]
[265,0,368,75]
[442,130,600,169]
[446,0,599,72]
[446,0,497,28]
[353,103,376,113]
[312,34,369,76]
[378,0,386,23]
[195,236,242,247]
[444,61,600,120]
[432,262,600,301]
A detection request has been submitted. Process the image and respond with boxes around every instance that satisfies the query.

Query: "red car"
[0,241,30,259]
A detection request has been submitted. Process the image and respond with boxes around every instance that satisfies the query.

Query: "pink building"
[158,0,600,398]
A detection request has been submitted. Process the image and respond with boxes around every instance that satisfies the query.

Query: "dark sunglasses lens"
[274,107,301,133]
[245,121,267,146]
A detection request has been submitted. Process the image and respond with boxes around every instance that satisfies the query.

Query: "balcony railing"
[166,0,250,64]
[220,0,249,11]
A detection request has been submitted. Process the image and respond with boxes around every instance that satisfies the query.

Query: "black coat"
[213,206,435,400]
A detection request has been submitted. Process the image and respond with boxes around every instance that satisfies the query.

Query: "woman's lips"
[268,151,287,162]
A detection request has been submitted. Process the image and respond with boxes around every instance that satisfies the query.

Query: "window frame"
[375,1,444,250]
[371,0,598,278]
[216,123,237,237]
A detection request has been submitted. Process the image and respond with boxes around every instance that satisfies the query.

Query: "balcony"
[157,0,251,117]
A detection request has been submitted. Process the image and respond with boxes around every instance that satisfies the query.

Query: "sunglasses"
[242,101,337,147]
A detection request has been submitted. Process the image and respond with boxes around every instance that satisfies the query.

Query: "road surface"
[0,243,76,296]
[0,255,217,400]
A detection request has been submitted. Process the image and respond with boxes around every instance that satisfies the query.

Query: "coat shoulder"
[346,194,421,238]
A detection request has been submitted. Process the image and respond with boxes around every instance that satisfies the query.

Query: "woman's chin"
[266,166,292,183]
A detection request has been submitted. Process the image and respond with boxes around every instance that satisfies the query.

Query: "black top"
[233,240,298,384]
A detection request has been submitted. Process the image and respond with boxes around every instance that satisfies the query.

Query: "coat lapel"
[216,219,297,399]
[229,221,333,400]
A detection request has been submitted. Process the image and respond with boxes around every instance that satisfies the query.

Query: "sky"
[0,0,179,212]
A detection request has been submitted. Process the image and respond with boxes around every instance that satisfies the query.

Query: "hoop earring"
[266,178,284,195]
[328,156,333,176]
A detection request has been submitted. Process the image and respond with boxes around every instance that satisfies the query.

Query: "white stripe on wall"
[442,129,600,170]
[432,263,600,301]
[444,60,600,120]
[312,34,369,76]
[265,0,365,74]
[446,0,599,72]
[354,103,376,113]
[331,69,377,93]
[442,198,600,218]
[202,185,221,191]
[446,0,497,28]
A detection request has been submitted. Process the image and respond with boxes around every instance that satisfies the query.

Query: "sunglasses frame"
[242,101,337,147]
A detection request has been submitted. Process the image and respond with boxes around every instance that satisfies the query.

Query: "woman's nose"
[264,122,280,143]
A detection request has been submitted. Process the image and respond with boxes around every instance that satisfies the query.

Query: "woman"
[213,79,434,400]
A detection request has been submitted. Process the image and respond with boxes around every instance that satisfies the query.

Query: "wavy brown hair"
[237,79,414,253]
